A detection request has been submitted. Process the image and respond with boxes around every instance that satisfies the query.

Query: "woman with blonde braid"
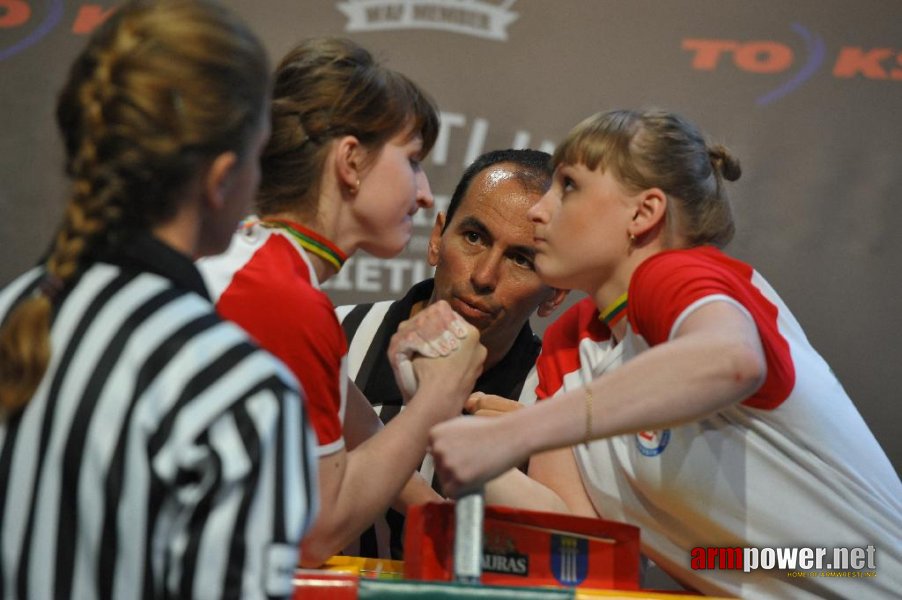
[430,109,901,598]
[0,1,317,598]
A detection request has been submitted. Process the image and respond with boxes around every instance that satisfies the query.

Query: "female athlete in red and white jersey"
[430,109,901,598]
[199,38,484,567]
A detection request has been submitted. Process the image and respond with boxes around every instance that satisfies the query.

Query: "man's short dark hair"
[443,149,552,232]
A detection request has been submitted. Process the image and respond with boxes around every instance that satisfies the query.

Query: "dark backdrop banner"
[2,1,900,474]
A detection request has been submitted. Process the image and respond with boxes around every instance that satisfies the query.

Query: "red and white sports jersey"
[529,247,902,598]
[198,219,347,457]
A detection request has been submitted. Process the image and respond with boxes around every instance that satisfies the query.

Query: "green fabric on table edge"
[359,578,574,599]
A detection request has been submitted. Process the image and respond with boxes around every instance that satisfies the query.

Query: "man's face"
[428,163,561,355]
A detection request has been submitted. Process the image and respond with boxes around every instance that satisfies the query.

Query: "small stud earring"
[349,178,360,195]
[628,233,637,243]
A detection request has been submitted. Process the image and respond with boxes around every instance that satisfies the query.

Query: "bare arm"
[343,382,442,513]
[464,391,522,417]
[301,304,485,566]
[342,380,382,450]
[302,366,479,565]
[483,447,598,517]
[432,301,766,497]
[392,472,442,514]
[464,392,596,516]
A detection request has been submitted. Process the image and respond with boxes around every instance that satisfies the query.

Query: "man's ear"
[628,187,668,239]
[427,212,446,267]
[204,151,238,211]
[334,135,364,194]
[537,287,569,318]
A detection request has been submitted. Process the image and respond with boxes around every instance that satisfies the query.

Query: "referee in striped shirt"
[0,2,317,598]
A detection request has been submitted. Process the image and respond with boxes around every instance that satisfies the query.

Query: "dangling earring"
[628,233,637,244]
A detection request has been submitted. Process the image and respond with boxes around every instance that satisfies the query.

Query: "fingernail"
[442,330,459,351]
[418,342,440,358]
[450,316,468,338]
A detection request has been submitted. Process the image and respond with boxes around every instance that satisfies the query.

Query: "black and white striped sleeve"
[151,363,318,600]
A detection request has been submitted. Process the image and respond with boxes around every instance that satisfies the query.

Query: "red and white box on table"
[404,502,641,590]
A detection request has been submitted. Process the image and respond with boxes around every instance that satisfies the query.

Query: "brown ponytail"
[0,294,54,414]
[708,144,742,182]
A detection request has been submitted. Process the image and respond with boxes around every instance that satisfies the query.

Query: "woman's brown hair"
[0,0,270,415]
[256,37,440,217]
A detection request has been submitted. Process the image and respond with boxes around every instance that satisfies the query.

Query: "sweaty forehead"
[452,166,541,229]
[464,163,527,201]
[480,163,519,187]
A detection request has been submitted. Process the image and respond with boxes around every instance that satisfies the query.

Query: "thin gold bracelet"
[584,384,593,445]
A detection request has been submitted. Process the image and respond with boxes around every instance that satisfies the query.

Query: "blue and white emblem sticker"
[550,534,588,586]
[636,429,671,456]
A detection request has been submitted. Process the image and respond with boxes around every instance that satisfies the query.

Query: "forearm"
[342,381,383,450]
[340,392,449,509]
[301,386,459,565]
[392,471,442,513]
[485,467,571,513]
[347,383,442,513]
[516,329,765,457]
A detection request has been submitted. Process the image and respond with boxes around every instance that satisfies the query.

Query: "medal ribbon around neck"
[260,218,348,271]
[599,292,628,328]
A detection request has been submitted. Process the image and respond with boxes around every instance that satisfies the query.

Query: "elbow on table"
[298,534,333,568]
[298,512,349,568]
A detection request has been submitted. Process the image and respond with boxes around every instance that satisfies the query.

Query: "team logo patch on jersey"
[550,534,588,586]
[636,429,671,456]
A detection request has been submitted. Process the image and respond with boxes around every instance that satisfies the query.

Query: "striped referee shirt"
[0,234,317,600]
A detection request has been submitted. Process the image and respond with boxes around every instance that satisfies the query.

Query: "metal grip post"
[452,489,485,584]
